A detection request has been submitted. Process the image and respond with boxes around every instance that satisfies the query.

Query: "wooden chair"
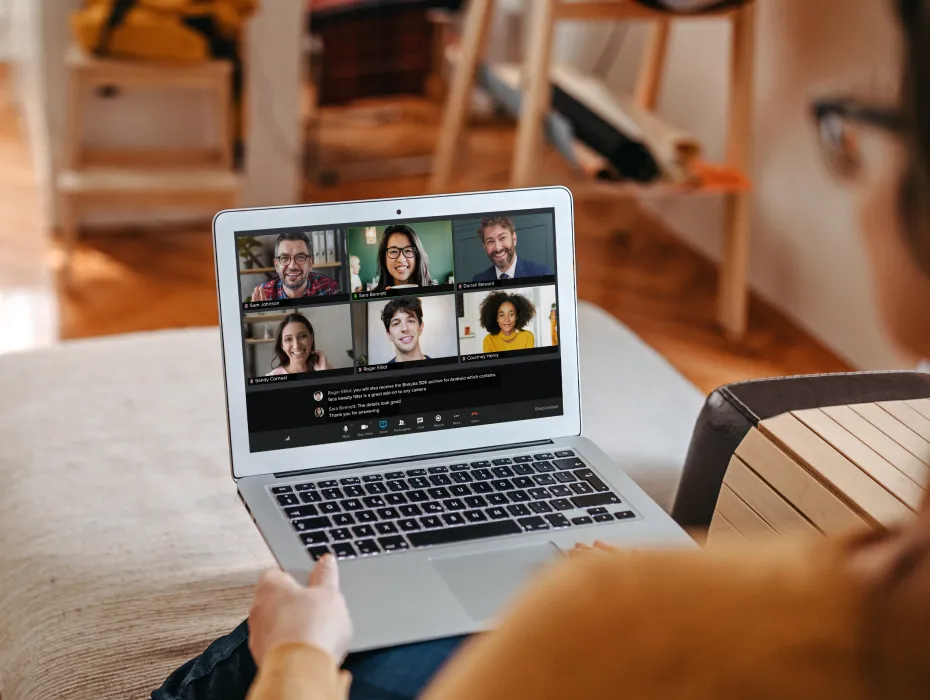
[430,0,756,339]
[57,48,242,283]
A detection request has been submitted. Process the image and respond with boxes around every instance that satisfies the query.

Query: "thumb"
[308,554,340,590]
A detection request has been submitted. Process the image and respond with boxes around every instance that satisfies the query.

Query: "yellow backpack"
[72,0,259,63]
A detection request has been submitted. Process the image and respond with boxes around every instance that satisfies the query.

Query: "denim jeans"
[152,620,466,700]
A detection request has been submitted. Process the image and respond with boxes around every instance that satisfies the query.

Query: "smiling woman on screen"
[372,225,434,292]
[267,314,331,376]
[479,291,536,352]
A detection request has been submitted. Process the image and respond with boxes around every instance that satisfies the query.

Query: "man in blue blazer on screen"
[472,216,553,282]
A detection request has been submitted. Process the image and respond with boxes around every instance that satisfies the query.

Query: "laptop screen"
[236,209,564,452]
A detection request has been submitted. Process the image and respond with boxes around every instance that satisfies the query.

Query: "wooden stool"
[57,48,242,282]
[431,0,756,339]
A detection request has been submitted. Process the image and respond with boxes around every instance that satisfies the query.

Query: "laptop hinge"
[271,439,554,480]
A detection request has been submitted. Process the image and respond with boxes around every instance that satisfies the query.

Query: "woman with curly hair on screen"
[478,291,536,352]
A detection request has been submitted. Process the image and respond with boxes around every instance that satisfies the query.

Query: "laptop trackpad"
[430,542,562,621]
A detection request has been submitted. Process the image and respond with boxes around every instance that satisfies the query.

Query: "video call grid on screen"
[235,208,557,306]
[235,208,566,448]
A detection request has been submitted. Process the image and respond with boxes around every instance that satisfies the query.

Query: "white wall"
[242,0,304,208]
[9,0,53,229]
[550,0,910,369]
[24,0,304,228]
[0,0,12,61]
[367,295,459,364]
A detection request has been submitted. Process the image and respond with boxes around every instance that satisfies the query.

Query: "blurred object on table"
[69,0,259,160]
[303,0,465,186]
[309,0,465,105]
[71,0,257,63]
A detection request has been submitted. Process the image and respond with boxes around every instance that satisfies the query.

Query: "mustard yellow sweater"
[247,537,930,700]
[483,330,535,353]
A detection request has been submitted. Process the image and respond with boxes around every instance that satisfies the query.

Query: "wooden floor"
[2,92,850,394]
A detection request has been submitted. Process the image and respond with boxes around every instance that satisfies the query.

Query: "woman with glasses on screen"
[372,225,434,293]
[156,2,930,698]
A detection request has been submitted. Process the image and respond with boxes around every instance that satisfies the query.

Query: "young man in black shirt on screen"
[381,297,430,363]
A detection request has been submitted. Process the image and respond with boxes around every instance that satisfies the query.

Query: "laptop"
[213,186,692,652]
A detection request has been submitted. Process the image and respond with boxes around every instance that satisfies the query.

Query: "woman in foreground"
[157,1,930,698]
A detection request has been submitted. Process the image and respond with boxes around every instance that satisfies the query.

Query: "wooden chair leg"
[634,19,671,111]
[60,196,78,286]
[718,192,751,337]
[426,9,457,104]
[430,0,495,193]
[215,66,234,170]
[510,0,556,188]
[716,2,756,339]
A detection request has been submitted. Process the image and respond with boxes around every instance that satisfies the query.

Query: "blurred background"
[0,0,913,392]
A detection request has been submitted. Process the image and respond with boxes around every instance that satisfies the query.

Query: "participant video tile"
[458,285,559,361]
[351,294,459,374]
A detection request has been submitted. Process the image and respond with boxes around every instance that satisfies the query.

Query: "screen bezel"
[215,187,581,480]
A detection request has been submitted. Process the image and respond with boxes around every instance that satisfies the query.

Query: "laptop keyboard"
[270,450,637,561]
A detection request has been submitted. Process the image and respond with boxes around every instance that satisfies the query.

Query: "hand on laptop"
[248,555,354,667]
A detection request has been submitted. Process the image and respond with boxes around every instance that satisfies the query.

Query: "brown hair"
[898,0,930,273]
[381,296,424,331]
[274,231,313,259]
[477,217,516,240]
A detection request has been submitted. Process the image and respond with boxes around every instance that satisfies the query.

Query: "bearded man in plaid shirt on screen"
[250,232,342,301]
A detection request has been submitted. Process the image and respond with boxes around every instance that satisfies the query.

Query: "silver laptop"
[214,186,691,652]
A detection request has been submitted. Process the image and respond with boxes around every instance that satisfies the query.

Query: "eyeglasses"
[386,246,416,260]
[275,253,311,266]
[810,98,902,182]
